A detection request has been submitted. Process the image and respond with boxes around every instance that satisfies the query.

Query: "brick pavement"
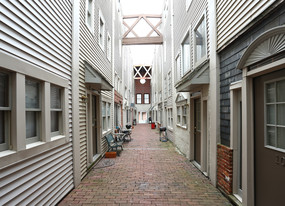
[59,124,232,206]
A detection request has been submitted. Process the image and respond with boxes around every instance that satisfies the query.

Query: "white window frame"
[175,54,181,82]
[182,105,187,127]
[168,108,173,129]
[186,0,192,11]
[85,0,94,32]
[107,32,112,61]
[0,71,11,152]
[98,10,106,51]
[0,54,69,163]
[193,13,207,68]
[144,93,149,104]
[25,78,41,145]
[137,94,142,104]
[181,32,191,75]
[50,84,63,137]
[177,106,181,125]
[264,77,285,152]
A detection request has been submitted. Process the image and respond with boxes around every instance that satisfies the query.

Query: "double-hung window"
[107,102,111,130]
[107,33,111,61]
[144,94,149,104]
[182,33,190,75]
[194,15,206,65]
[137,94,142,104]
[99,11,105,50]
[177,106,181,125]
[86,0,94,31]
[182,105,187,127]
[102,102,106,131]
[25,78,41,144]
[0,72,10,151]
[51,85,62,136]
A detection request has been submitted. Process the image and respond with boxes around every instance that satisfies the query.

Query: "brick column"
[217,144,233,195]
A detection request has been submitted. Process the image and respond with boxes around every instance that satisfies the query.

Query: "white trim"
[98,10,106,51]
[0,52,69,88]
[85,0,94,33]
[193,11,207,69]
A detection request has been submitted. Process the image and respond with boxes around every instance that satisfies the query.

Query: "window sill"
[0,150,16,158]
[176,124,187,130]
[0,137,69,168]
[51,135,65,141]
[26,141,45,149]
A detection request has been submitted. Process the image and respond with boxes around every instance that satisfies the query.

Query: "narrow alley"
[59,124,231,206]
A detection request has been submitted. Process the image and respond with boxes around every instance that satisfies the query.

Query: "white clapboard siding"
[217,0,275,49]
[0,0,74,205]
[173,0,209,70]
[78,0,113,179]
[0,144,74,206]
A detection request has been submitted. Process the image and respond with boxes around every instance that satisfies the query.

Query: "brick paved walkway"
[59,124,232,206]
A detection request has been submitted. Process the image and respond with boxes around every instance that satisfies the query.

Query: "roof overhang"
[84,61,113,91]
[176,60,209,92]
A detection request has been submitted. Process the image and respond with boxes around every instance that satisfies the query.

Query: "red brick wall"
[217,144,233,195]
[135,79,151,104]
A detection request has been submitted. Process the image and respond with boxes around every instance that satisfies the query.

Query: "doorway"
[254,68,285,205]
[194,98,201,165]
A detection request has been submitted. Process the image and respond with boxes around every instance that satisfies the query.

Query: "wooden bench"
[105,133,123,156]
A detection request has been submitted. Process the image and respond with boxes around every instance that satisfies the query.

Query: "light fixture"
[140,78,146,84]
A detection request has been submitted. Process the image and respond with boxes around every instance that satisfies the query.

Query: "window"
[182,105,187,126]
[182,33,190,75]
[51,85,62,136]
[0,72,10,151]
[25,78,41,144]
[102,102,106,131]
[194,16,206,65]
[107,33,111,61]
[107,103,111,130]
[168,108,173,128]
[168,72,172,95]
[265,79,285,150]
[177,106,181,125]
[137,94,142,104]
[176,55,181,82]
[144,94,149,104]
[99,11,105,50]
[86,0,94,31]
[186,0,192,11]
[102,101,111,132]
[164,77,167,98]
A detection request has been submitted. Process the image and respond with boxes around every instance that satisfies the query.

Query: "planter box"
[105,152,116,158]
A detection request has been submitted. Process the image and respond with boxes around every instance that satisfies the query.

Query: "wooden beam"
[122,36,163,45]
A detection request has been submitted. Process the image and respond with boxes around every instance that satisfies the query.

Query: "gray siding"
[79,0,113,178]
[217,0,275,50]
[219,2,285,146]
[0,0,73,205]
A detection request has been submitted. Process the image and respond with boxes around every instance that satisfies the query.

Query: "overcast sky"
[120,0,164,65]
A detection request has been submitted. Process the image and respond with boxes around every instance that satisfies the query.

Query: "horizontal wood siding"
[0,144,73,205]
[217,0,275,49]
[79,0,113,178]
[173,0,209,71]
[0,0,73,205]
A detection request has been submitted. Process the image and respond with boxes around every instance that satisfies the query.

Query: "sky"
[120,0,164,65]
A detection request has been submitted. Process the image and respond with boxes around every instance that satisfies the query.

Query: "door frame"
[87,91,101,166]
[190,91,208,175]
[241,59,285,206]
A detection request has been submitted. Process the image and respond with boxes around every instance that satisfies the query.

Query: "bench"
[105,133,123,155]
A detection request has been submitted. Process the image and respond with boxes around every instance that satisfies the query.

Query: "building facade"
[217,1,285,205]
[0,1,74,204]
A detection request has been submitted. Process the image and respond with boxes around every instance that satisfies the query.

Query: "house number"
[275,155,285,166]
